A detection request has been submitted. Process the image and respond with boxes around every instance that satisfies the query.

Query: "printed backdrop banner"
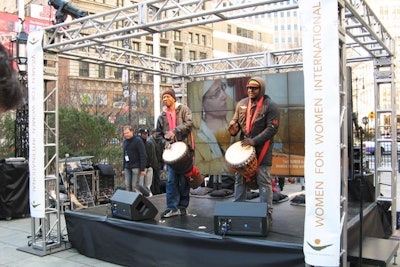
[28,30,45,218]
[300,1,341,266]
[187,73,305,177]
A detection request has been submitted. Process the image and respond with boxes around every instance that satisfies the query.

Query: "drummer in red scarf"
[156,89,195,218]
[228,76,280,229]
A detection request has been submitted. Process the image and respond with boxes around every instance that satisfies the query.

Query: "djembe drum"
[162,141,204,188]
[225,141,258,189]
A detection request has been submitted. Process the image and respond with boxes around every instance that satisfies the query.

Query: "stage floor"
[78,193,306,244]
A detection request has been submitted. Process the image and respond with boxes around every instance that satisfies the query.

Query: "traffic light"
[368,111,374,119]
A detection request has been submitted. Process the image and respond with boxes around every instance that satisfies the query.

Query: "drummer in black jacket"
[228,76,280,227]
[156,89,194,218]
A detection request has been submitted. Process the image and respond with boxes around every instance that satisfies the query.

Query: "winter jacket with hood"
[229,76,280,166]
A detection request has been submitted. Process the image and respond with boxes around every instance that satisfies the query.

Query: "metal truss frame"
[34,0,395,264]
[40,0,393,78]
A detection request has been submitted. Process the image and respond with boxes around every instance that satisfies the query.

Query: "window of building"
[113,94,124,102]
[174,30,181,41]
[175,48,183,61]
[114,68,122,79]
[160,31,167,39]
[237,27,241,37]
[275,37,279,43]
[146,44,153,54]
[99,65,105,78]
[189,51,196,61]
[228,43,232,53]
[189,32,193,43]
[287,24,291,30]
[275,25,278,31]
[79,62,89,77]
[80,93,93,106]
[199,52,207,59]
[258,32,262,41]
[146,74,153,82]
[160,46,167,58]
[281,25,285,30]
[95,93,108,107]
[227,24,231,34]
[195,34,199,44]
[201,35,206,45]
[132,42,139,51]
[294,24,298,30]
[236,27,253,39]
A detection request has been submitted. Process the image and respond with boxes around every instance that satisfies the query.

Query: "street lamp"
[11,20,28,75]
[11,19,29,159]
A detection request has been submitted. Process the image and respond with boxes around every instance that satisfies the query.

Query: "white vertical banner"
[300,1,341,266]
[28,30,45,218]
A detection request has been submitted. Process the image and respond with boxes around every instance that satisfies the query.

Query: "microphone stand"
[355,123,365,267]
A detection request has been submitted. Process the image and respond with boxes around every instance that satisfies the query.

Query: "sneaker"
[179,208,187,216]
[161,209,180,218]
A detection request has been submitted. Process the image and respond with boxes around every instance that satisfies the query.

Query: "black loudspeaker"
[110,189,158,221]
[214,201,268,237]
[348,173,375,202]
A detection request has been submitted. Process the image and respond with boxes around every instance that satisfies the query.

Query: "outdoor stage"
[64,182,391,267]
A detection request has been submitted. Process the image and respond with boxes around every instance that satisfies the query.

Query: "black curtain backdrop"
[65,209,305,267]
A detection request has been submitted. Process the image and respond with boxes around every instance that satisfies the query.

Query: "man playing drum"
[156,89,194,218]
[228,76,280,228]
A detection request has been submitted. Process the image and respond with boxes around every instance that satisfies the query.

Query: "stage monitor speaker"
[110,189,158,221]
[214,201,268,237]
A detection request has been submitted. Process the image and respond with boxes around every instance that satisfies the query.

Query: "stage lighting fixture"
[49,0,88,24]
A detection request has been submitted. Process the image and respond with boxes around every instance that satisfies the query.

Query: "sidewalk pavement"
[0,214,121,266]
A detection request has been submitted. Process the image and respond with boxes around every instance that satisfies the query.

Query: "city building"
[1,0,398,131]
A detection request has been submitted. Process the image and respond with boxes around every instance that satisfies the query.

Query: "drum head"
[162,141,188,163]
[225,141,254,165]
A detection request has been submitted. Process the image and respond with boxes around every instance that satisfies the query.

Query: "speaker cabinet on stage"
[348,173,375,202]
[214,201,268,237]
[110,189,158,221]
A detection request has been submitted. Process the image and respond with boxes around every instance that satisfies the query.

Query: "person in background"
[156,89,194,218]
[228,76,280,228]
[122,125,147,192]
[0,43,24,113]
[148,128,163,195]
[139,128,157,197]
